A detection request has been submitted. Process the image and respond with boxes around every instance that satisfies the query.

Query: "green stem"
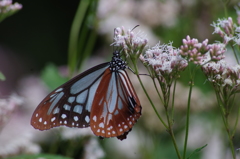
[171,79,177,120]
[182,79,193,159]
[152,77,164,104]
[166,110,182,159]
[131,59,168,128]
[215,87,236,159]
[136,74,168,128]
[232,103,240,137]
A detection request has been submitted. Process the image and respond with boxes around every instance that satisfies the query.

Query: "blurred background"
[0,0,239,159]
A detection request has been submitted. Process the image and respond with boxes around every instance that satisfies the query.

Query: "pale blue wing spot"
[70,66,108,94]
[74,116,79,121]
[107,114,113,125]
[107,73,118,113]
[117,98,123,110]
[85,115,90,123]
[68,96,75,103]
[76,89,88,104]
[63,104,71,111]
[47,92,64,115]
[55,87,63,93]
[53,107,60,114]
[61,114,67,119]
[101,101,108,124]
[114,110,119,115]
[73,105,83,114]
[85,77,102,111]
[50,93,56,99]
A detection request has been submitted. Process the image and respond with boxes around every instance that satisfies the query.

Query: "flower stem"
[215,87,236,159]
[136,74,168,128]
[164,99,182,159]
[182,79,193,159]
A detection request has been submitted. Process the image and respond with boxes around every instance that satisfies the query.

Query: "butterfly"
[31,50,142,140]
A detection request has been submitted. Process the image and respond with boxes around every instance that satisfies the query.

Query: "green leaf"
[5,153,73,159]
[0,71,6,81]
[187,144,208,159]
[41,63,68,90]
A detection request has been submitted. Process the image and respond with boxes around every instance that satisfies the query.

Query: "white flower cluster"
[202,60,240,88]
[0,0,22,22]
[112,26,148,57]
[140,42,188,76]
[0,0,22,13]
[211,16,240,46]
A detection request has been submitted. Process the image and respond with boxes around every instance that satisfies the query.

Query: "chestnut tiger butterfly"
[31,50,142,140]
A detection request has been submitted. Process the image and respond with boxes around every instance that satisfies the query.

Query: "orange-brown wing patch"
[90,69,141,140]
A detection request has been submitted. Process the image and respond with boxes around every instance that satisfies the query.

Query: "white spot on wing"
[51,117,56,122]
[74,116,79,121]
[85,116,90,123]
[99,122,104,128]
[61,114,67,119]
[93,115,97,122]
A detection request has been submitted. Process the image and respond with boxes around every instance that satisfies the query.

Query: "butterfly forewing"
[31,62,109,130]
[90,68,141,140]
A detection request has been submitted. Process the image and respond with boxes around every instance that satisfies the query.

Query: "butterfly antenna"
[131,25,140,31]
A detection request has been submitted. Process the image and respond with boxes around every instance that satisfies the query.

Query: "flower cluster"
[211,16,240,46]
[208,43,226,62]
[202,60,240,93]
[112,26,148,58]
[140,42,188,79]
[179,35,210,64]
[0,94,23,130]
[0,0,22,22]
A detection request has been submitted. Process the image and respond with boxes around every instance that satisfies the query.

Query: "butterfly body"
[31,51,141,140]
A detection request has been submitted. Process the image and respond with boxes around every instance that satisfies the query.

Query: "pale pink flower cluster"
[202,60,240,91]
[0,0,22,13]
[208,43,226,62]
[140,42,188,77]
[180,35,210,64]
[0,0,22,22]
[211,15,240,46]
[112,26,148,57]
[0,94,23,130]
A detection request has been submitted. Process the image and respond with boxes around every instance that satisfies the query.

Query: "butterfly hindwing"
[31,63,109,130]
[90,68,141,140]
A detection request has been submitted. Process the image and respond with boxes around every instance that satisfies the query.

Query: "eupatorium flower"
[112,26,148,58]
[140,42,188,78]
